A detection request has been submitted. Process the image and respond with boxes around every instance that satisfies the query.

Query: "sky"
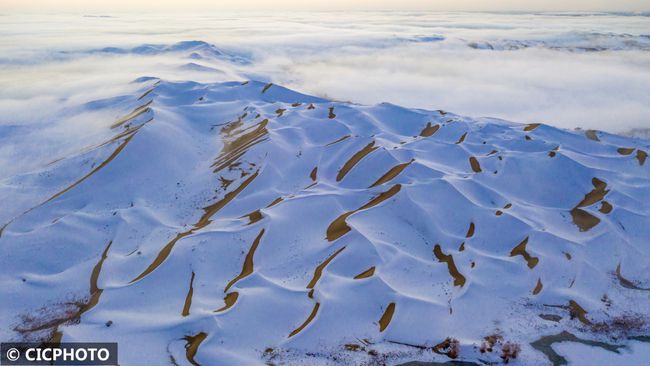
[1,0,649,13]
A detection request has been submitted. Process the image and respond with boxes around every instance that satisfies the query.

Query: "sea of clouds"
[0,12,649,177]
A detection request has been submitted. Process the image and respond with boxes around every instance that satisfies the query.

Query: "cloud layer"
[0,12,649,177]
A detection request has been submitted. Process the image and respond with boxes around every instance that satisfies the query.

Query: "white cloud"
[0,11,649,179]
[256,44,650,133]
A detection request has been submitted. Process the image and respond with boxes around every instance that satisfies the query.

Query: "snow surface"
[0,72,649,365]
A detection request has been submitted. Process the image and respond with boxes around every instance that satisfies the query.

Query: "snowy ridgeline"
[0,75,649,366]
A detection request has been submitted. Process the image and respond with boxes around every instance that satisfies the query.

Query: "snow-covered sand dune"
[0,73,648,365]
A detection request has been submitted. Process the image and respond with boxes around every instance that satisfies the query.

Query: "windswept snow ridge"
[0,78,649,365]
[465,31,650,51]
[92,40,250,65]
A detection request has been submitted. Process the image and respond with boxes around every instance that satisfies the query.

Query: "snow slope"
[0,76,649,366]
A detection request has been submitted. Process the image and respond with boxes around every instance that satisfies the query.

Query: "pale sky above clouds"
[1,0,649,13]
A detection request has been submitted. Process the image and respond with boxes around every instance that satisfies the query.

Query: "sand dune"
[0,78,649,365]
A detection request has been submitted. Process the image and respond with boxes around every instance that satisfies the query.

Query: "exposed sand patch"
[262,83,273,93]
[532,278,543,295]
[576,178,609,208]
[524,123,541,132]
[570,208,601,232]
[469,157,481,173]
[637,150,648,166]
[569,177,609,231]
[585,130,600,141]
[310,167,318,181]
[419,122,440,137]
[182,271,195,317]
[336,141,379,182]
[110,100,152,129]
[214,292,239,313]
[243,210,263,225]
[379,302,396,332]
[433,244,466,287]
[306,246,346,289]
[599,201,613,214]
[509,237,539,269]
[224,229,265,293]
[369,159,413,188]
[289,303,320,338]
[465,222,475,238]
[617,147,635,155]
[183,332,207,366]
[328,107,337,119]
[327,184,401,241]
[325,135,351,147]
[354,266,375,279]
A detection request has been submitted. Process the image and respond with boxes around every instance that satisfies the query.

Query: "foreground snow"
[0,77,649,365]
